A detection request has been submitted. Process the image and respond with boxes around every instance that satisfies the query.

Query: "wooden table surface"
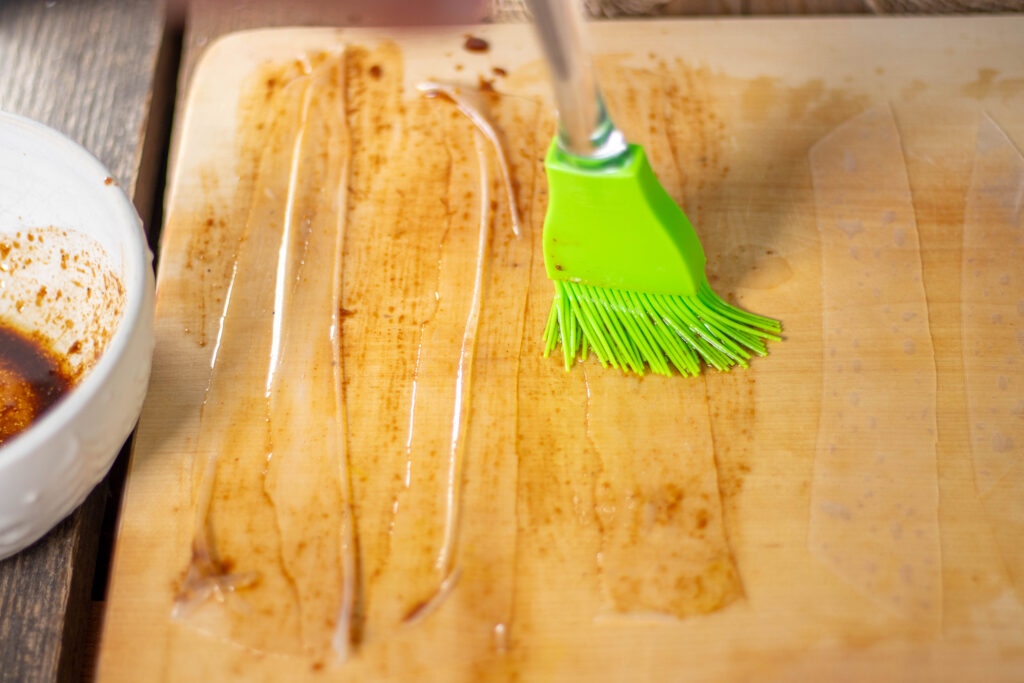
[0,2,165,681]
[1,0,1014,680]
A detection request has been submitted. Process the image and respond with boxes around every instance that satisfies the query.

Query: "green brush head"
[542,141,781,376]
[543,143,707,296]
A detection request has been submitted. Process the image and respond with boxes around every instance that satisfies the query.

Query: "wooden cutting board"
[99,17,1024,681]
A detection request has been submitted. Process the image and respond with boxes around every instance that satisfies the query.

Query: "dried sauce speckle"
[0,227,125,382]
[463,35,489,53]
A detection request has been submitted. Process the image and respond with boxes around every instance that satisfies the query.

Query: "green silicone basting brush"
[527,0,781,376]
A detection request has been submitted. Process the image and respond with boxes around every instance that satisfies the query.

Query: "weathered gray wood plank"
[0,1,164,681]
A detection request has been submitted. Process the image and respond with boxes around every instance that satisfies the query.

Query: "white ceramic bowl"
[0,111,155,559]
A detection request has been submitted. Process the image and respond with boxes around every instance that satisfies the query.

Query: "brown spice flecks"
[492,66,507,77]
[463,35,489,53]
[368,64,382,79]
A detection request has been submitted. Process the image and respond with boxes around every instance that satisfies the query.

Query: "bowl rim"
[0,110,151,466]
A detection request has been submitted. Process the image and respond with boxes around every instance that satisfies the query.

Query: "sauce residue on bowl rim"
[0,225,126,446]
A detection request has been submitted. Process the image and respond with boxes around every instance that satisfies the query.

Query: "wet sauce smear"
[0,322,74,443]
[574,63,742,616]
[174,45,533,668]
[163,41,875,679]
[809,107,941,626]
[174,52,357,659]
[962,116,1024,599]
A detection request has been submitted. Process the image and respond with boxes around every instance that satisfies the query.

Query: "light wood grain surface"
[176,0,871,110]
[0,1,164,681]
[99,17,1024,681]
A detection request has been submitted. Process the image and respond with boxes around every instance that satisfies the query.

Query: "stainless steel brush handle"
[525,0,628,163]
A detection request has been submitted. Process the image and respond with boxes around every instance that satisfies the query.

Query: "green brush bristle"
[540,141,780,375]
[543,278,782,377]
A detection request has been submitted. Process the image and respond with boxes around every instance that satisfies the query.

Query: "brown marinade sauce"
[462,35,489,52]
[0,321,75,444]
